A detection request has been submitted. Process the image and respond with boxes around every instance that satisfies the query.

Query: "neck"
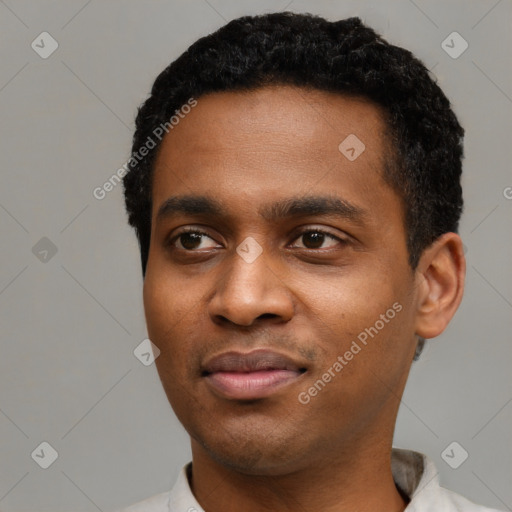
[188,436,409,512]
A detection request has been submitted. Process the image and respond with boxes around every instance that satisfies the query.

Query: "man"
[118,12,503,512]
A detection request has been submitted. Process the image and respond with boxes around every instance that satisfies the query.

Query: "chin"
[191,424,312,476]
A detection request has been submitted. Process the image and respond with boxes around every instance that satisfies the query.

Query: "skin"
[143,85,465,512]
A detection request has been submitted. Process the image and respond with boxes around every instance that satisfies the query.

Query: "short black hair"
[123,12,464,280]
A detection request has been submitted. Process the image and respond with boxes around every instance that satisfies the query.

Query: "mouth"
[201,349,307,400]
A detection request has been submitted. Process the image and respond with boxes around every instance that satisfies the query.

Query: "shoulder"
[438,486,505,512]
[111,463,199,512]
[111,491,171,512]
[391,448,505,512]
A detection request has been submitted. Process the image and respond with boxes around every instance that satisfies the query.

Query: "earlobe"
[414,233,466,339]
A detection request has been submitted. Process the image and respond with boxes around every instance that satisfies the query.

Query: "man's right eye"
[169,229,220,251]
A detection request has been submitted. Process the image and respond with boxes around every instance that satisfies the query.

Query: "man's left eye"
[290,230,344,249]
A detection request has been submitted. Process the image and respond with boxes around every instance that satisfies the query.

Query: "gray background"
[0,0,511,510]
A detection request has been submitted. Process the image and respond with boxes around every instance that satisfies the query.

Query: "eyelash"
[167,226,347,251]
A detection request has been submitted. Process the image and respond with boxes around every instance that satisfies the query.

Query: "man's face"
[143,86,420,475]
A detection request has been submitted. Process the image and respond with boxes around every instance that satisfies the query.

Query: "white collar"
[120,448,503,511]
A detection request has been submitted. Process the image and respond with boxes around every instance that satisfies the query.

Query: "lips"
[202,350,304,374]
[202,349,307,400]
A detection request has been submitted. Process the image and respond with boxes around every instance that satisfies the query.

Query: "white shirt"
[115,448,504,512]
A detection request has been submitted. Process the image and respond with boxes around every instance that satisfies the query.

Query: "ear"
[414,233,466,339]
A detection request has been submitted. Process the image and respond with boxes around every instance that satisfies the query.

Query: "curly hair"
[123,12,464,283]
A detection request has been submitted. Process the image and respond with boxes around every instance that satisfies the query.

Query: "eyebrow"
[156,194,367,225]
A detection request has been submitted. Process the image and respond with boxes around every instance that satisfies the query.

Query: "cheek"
[299,266,397,331]
[142,269,204,373]
[144,264,200,329]
[302,267,413,376]
[143,274,200,415]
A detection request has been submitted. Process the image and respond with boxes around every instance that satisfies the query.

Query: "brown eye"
[170,229,220,251]
[301,232,326,249]
[291,229,344,250]
[179,232,203,250]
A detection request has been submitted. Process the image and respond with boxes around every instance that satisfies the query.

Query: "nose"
[208,246,295,328]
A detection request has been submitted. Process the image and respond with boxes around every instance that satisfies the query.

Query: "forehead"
[155,85,387,164]
[151,85,396,224]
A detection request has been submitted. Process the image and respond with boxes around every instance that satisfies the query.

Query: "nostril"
[257,313,278,320]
